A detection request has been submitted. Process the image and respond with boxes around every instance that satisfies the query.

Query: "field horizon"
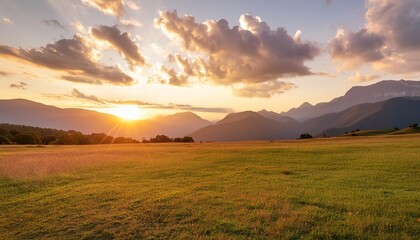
[1,134,419,239]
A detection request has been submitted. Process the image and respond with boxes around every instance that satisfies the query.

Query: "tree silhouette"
[299,133,313,139]
[182,136,194,142]
[150,135,172,143]
[14,132,42,144]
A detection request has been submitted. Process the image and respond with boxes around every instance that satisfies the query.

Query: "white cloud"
[120,18,142,28]
[2,17,13,24]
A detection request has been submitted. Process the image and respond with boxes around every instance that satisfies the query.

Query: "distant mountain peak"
[282,79,420,121]
[258,109,277,115]
[299,102,313,108]
[172,111,199,117]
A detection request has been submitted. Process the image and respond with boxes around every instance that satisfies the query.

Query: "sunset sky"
[1,0,419,120]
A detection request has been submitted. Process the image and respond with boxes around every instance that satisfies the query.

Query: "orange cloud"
[0,35,134,85]
[81,0,125,17]
[232,81,296,98]
[348,71,379,83]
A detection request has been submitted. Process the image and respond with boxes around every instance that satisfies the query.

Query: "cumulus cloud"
[232,81,296,98]
[81,0,125,17]
[329,29,384,68]
[41,19,65,29]
[10,81,27,89]
[2,17,13,24]
[155,11,319,97]
[329,0,420,75]
[91,25,146,67]
[0,35,134,85]
[71,88,105,103]
[160,65,188,86]
[348,71,379,82]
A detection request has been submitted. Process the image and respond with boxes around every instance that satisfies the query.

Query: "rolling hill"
[0,99,211,139]
[282,80,420,121]
[190,111,301,142]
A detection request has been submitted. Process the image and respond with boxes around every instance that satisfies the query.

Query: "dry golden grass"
[0,145,143,178]
[0,135,419,239]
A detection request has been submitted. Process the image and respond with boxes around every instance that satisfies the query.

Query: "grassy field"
[340,127,420,137]
[1,135,419,239]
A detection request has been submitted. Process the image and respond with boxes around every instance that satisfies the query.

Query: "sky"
[0,0,419,121]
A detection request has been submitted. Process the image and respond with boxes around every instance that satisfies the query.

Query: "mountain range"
[281,80,420,121]
[1,80,420,141]
[0,99,211,140]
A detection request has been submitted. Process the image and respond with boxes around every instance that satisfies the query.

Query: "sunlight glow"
[110,105,142,120]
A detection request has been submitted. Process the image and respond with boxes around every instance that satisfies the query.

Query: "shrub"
[149,135,172,143]
[182,136,194,143]
[14,132,42,145]
[299,133,313,139]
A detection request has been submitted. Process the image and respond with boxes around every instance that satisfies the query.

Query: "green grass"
[1,135,420,239]
[341,129,398,136]
[340,127,420,137]
[391,127,420,135]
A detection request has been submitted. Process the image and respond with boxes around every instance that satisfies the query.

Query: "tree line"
[142,135,194,143]
[0,123,139,145]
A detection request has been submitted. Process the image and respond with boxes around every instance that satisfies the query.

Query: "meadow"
[0,135,419,239]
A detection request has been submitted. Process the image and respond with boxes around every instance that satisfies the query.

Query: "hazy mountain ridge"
[316,97,420,136]
[190,113,299,142]
[282,80,420,121]
[1,80,420,142]
[191,96,420,141]
[0,99,211,139]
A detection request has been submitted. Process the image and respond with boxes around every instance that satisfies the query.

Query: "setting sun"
[110,105,143,121]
